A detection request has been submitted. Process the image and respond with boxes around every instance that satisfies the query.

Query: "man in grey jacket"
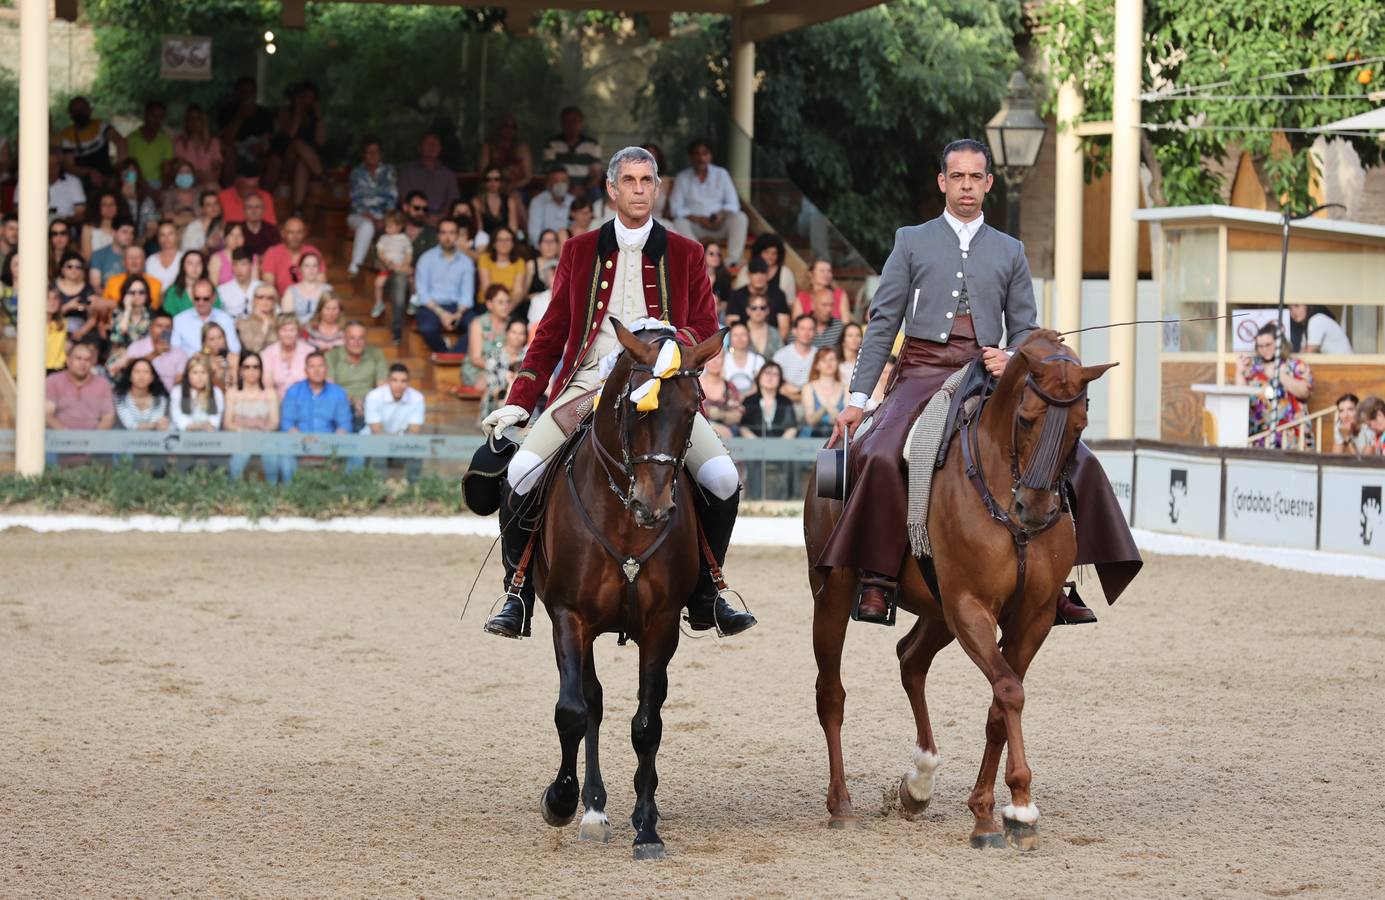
[818,138,1095,625]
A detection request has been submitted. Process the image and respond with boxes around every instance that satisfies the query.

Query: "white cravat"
[942,208,984,252]
[614,214,653,251]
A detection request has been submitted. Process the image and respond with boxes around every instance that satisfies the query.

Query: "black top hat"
[463,432,519,515]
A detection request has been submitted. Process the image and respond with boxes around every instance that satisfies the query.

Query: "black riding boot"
[684,489,757,636]
[484,496,537,639]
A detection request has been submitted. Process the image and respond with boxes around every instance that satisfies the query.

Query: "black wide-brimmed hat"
[463,432,519,516]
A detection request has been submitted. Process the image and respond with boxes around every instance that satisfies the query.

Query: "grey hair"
[606,146,660,186]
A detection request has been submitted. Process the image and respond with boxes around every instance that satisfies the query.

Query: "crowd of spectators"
[28,83,1379,482]
[5,82,448,481]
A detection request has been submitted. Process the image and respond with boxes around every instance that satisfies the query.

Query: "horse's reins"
[958,352,1087,610]
[589,359,705,511]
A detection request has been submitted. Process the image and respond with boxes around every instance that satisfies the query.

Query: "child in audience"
[372,209,412,319]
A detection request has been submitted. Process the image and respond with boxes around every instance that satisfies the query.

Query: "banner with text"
[1223,458,1319,549]
[1091,448,1134,525]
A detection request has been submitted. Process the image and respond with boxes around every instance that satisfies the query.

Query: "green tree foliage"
[1036,0,1385,213]
[644,2,1022,266]
[82,0,520,164]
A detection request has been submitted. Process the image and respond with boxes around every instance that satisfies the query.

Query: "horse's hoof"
[969,832,1007,849]
[826,814,861,830]
[578,810,613,843]
[898,775,931,820]
[632,842,666,861]
[540,787,576,828]
[1003,817,1040,852]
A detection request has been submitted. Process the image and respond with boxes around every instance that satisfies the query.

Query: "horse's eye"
[1018,416,1035,431]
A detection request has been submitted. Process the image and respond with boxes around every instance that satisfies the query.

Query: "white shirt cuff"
[848,391,870,409]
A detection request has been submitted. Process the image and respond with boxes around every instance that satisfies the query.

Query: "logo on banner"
[163,434,181,452]
[1169,469,1188,523]
[1364,486,1383,546]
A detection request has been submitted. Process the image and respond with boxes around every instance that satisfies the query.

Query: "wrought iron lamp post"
[986,71,1048,238]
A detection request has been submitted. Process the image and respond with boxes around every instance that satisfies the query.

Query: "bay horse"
[522,320,726,860]
[803,330,1115,849]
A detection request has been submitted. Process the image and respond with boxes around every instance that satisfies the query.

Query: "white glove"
[482,404,529,438]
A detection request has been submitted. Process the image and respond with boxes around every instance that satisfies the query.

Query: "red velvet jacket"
[506,220,720,413]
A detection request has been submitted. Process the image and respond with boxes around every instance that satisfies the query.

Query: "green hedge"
[0,463,464,520]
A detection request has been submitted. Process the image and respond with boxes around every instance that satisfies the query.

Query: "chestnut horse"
[525,320,726,860]
[804,330,1115,849]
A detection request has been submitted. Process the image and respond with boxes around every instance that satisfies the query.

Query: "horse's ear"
[1079,361,1118,383]
[686,327,729,369]
[611,317,658,365]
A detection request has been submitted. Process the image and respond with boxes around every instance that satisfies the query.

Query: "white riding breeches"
[507,381,739,501]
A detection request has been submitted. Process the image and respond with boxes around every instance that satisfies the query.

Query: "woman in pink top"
[209,222,253,286]
[795,257,848,320]
[174,104,223,187]
[259,313,312,396]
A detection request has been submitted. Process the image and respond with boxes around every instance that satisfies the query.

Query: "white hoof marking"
[578,809,612,842]
[1003,802,1040,824]
[904,747,941,803]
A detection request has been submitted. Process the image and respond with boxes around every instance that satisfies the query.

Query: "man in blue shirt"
[413,217,476,355]
[279,351,357,482]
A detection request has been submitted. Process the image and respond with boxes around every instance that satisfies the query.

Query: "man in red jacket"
[480,147,756,640]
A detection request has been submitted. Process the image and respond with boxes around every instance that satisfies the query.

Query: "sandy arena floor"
[2,530,1383,898]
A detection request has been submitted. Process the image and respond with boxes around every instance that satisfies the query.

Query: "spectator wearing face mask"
[527,167,575,237]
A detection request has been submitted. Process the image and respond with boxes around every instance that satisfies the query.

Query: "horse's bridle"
[963,352,1087,542]
[589,357,705,510]
[1009,353,1089,499]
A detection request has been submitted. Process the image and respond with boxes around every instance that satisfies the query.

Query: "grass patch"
[0,463,465,520]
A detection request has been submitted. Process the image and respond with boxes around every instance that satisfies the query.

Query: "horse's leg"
[577,651,613,843]
[897,615,955,819]
[992,603,1054,852]
[540,611,589,828]
[630,614,678,860]
[813,572,857,827]
[946,595,1019,849]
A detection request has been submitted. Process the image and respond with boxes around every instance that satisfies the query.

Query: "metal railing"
[1247,407,1338,452]
[0,430,827,501]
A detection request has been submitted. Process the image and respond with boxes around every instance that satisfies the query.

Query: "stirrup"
[483,589,527,639]
[852,577,898,626]
[682,586,755,638]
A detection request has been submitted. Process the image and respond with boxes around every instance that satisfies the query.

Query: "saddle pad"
[550,388,599,438]
[903,366,969,559]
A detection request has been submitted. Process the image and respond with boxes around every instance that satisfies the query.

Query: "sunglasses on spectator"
[62,261,83,269]
[127,287,148,295]
[749,304,769,312]
[194,294,214,302]
[410,204,428,212]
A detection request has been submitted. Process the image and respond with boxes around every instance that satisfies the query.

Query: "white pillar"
[728,7,755,197]
[15,0,48,475]
[1053,79,1084,355]
[1105,0,1143,439]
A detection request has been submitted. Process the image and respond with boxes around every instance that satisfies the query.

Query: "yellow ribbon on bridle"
[629,339,682,412]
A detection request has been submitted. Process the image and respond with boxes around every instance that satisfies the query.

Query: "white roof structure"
[1315,105,1385,133]
[1132,203,1385,245]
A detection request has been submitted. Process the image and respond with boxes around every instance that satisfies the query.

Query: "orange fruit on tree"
[1360,69,1374,85]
